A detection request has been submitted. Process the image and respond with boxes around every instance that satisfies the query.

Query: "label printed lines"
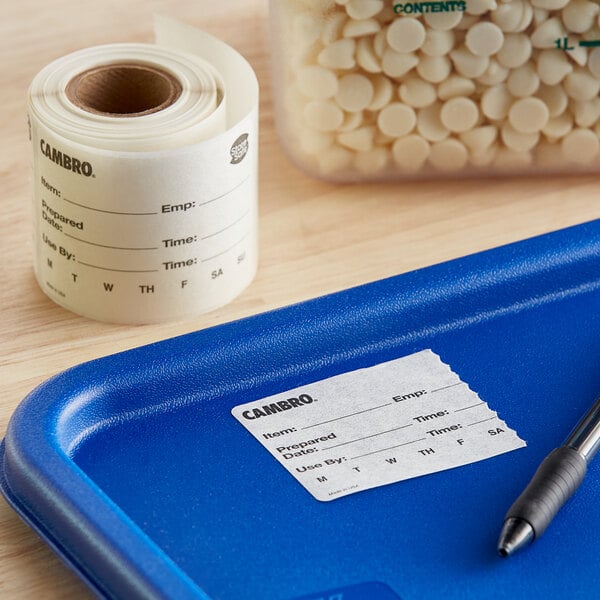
[430,381,465,394]
[201,207,251,240]
[201,230,251,262]
[77,260,159,273]
[467,416,498,427]
[62,196,158,216]
[198,174,251,207]
[322,423,414,451]
[454,401,485,413]
[64,232,157,250]
[301,401,394,430]
[351,437,427,460]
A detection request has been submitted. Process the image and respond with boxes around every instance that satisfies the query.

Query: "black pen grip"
[505,446,587,538]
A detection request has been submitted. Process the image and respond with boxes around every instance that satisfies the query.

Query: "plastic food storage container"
[269,0,600,181]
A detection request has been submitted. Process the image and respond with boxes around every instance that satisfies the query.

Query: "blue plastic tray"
[2,220,600,600]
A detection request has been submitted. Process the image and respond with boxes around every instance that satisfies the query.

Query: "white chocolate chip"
[335,73,375,111]
[421,29,455,57]
[572,97,600,128]
[292,14,321,47]
[288,42,322,70]
[381,48,419,78]
[377,102,417,137]
[536,49,573,85]
[496,33,532,68]
[508,97,550,133]
[465,22,504,56]
[562,0,600,34]
[373,28,387,57]
[374,129,395,146]
[387,18,426,53]
[338,125,376,151]
[321,12,348,44]
[564,69,600,101]
[542,112,573,140]
[438,76,476,101]
[318,38,357,70]
[343,18,381,38]
[356,37,382,73]
[501,122,539,151]
[476,60,509,85]
[514,1,534,32]
[536,83,568,117]
[467,0,498,16]
[345,0,384,20]
[531,17,565,48]
[565,43,587,67]
[531,0,571,10]
[532,8,549,27]
[417,102,450,142]
[481,84,512,120]
[368,74,393,111]
[588,47,600,79]
[304,100,345,131]
[456,14,480,32]
[417,55,452,83]
[450,46,490,78]
[440,96,480,133]
[470,143,499,167]
[491,0,533,33]
[354,146,389,174]
[424,10,463,31]
[338,110,364,132]
[460,125,498,153]
[297,66,339,99]
[429,139,469,171]
[561,127,600,163]
[507,63,540,97]
[392,135,430,172]
[399,77,437,108]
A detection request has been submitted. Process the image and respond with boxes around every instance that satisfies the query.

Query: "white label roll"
[28,18,259,324]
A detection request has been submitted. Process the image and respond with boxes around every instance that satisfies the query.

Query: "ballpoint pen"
[497,396,600,557]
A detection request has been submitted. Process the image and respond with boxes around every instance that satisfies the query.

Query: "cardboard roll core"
[65,63,183,117]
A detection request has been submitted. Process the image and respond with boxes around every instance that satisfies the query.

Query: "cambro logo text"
[40,139,93,177]
[393,1,466,14]
[241,394,315,420]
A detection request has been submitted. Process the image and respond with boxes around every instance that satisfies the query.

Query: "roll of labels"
[29,18,259,324]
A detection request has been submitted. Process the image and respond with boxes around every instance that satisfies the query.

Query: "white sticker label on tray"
[231,349,526,501]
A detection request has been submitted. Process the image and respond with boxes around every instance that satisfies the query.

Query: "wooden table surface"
[1,0,600,597]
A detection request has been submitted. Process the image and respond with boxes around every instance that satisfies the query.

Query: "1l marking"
[555,37,600,51]
[555,37,574,51]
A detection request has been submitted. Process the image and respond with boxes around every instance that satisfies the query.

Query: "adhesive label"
[232,350,526,501]
[28,18,259,324]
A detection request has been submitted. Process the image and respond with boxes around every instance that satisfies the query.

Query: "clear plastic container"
[269,0,600,181]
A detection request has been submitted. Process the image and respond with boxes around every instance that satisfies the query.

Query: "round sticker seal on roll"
[28,17,259,324]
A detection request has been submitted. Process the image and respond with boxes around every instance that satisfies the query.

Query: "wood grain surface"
[1,1,600,598]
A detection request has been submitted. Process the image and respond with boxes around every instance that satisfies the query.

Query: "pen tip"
[497,518,534,558]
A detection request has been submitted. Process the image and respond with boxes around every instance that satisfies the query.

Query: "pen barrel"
[506,446,587,538]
